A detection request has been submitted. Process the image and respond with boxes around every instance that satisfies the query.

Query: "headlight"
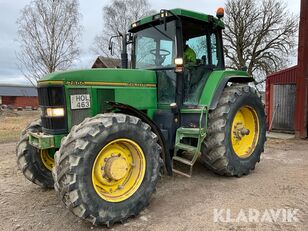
[46,108,65,117]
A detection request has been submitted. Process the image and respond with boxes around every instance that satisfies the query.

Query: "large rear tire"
[16,119,54,188]
[53,113,161,226]
[201,84,266,176]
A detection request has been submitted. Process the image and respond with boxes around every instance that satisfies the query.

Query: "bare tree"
[223,0,298,88]
[16,0,82,86]
[93,0,155,59]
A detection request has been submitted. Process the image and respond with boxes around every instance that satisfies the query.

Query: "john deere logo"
[127,83,147,87]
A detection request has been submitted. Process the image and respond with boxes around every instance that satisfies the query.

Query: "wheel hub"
[231,106,259,158]
[105,156,128,181]
[233,122,250,141]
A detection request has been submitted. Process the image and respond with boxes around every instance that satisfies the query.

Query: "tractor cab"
[128,9,225,107]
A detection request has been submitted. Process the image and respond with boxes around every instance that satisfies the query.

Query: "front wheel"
[16,119,54,188]
[201,84,266,176]
[53,113,161,226]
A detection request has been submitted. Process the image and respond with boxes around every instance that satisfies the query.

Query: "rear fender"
[198,70,253,110]
[209,76,254,110]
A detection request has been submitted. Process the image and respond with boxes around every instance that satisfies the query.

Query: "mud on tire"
[16,119,54,188]
[201,84,266,177]
[53,113,161,226]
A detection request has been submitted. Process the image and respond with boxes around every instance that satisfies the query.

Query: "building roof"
[92,56,121,68]
[0,85,37,97]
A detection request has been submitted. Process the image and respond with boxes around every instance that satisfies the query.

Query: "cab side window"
[210,33,218,66]
[186,35,208,63]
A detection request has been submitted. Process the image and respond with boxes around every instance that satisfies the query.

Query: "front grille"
[41,117,67,130]
[68,88,91,126]
[38,86,65,106]
[38,86,67,134]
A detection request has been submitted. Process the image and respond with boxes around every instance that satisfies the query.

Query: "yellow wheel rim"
[231,106,259,158]
[92,139,146,202]
[40,149,54,171]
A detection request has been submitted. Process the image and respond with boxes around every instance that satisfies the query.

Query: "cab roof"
[129,8,225,32]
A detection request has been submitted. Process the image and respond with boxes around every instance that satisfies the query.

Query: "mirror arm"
[108,35,122,56]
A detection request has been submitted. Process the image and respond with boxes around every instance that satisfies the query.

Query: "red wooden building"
[266,0,308,138]
[0,84,38,109]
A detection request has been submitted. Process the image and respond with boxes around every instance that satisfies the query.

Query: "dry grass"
[0,111,40,143]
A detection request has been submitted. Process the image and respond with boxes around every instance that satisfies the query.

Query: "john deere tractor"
[16,8,266,226]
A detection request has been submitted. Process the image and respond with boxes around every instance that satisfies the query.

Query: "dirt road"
[0,138,307,231]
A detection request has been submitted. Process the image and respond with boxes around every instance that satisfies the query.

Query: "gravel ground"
[0,138,307,231]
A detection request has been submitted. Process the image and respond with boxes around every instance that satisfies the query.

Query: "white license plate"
[70,94,91,110]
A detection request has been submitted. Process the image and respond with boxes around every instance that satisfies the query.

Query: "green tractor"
[16,8,266,226]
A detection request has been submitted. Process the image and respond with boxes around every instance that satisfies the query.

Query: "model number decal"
[66,81,85,85]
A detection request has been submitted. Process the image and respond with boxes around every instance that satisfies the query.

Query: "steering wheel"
[150,49,171,58]
[150,49,171,66]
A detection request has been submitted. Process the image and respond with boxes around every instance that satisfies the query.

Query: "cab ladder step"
[175,143,198,153]
[172,106,207,177]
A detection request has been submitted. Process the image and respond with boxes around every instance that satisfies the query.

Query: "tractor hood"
[38,68,157,87]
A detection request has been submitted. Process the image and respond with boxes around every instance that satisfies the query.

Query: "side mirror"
[108,34,122,56]
[128,33,133,43]
[241,65,248,71]
[108,39,114,56]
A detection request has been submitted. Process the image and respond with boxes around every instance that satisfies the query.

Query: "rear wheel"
[16,119,54,188]
[201,84,266,176]
[53,113,161,226]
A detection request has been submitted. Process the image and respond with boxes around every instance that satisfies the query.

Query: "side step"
[172,154,199,177]
[172,128,205,177]
[176,143,198,153]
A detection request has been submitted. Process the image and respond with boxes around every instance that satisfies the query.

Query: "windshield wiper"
[149,23,174,41]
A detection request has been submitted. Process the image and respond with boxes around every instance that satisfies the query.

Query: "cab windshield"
[134,21,176,69]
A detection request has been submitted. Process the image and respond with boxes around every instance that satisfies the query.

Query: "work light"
[174,58,184,72]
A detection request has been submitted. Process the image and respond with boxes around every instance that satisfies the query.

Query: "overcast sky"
[0,0,301,86]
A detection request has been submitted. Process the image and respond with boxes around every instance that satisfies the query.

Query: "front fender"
[106,101,172,175]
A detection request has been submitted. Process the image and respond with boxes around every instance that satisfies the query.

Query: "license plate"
[70,94,91,110]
